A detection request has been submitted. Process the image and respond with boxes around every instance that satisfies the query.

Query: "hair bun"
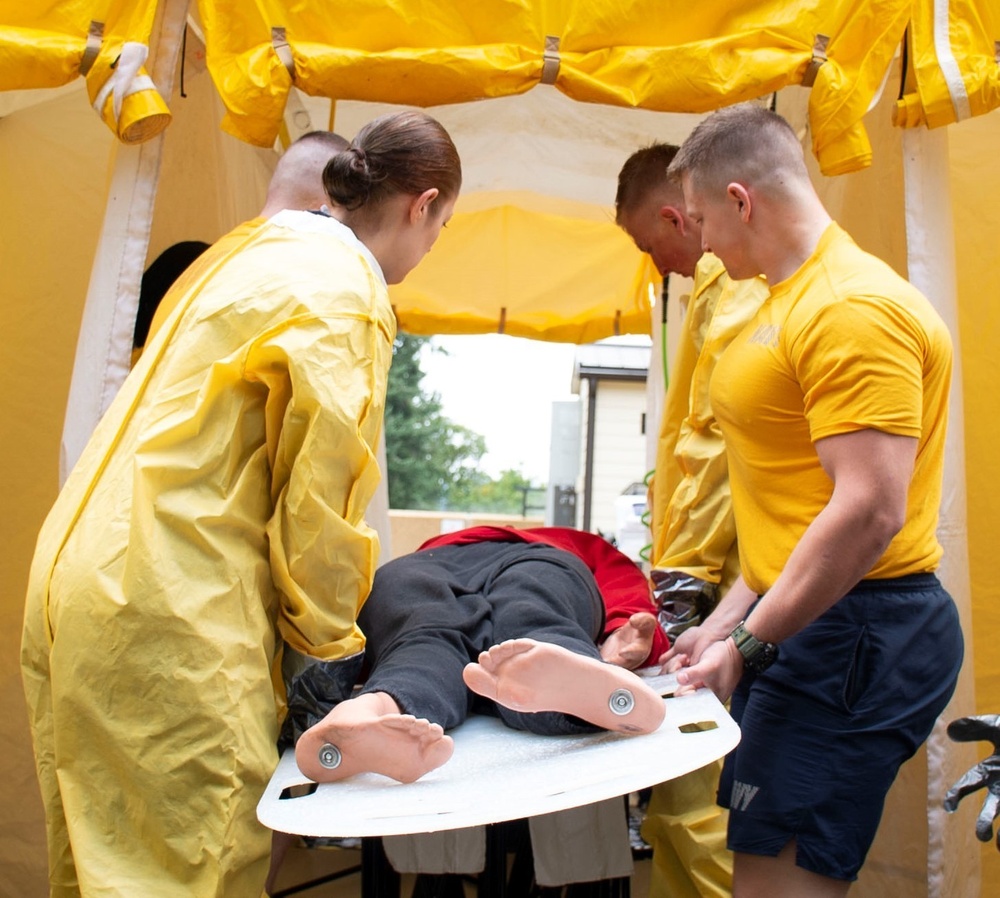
[348,145,369,173]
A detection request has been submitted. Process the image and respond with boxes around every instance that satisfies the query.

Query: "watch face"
[746,643,779,674]
[731,622,778,673]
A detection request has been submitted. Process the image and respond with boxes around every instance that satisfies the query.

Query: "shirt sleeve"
[790,294,927,443]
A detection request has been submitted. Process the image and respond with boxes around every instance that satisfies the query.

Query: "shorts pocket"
[841,625,872,712]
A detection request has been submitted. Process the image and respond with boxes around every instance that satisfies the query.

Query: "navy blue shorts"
[719,573,963,881]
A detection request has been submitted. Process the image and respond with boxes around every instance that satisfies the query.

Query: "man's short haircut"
[667,104,806,194]
[293,130,350,152]
[264,130,350,211]
[614,143,680,224]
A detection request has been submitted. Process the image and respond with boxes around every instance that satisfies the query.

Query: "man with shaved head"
[663,103,963,897]
[142,130,349,346]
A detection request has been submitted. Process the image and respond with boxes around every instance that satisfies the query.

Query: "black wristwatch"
[730,621,779,674]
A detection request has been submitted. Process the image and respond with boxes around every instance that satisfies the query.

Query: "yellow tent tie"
[80,20,104,76]
[541,35,561,84]
[802,33,830,87]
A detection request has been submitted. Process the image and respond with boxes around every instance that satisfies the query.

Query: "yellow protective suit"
[649,255,768,588]
[643,255,767,898]
[21,210,395,897]
[146,218,264,346]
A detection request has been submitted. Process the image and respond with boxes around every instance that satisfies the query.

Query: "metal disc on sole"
[318,743,342,769]
[608,688,635,715]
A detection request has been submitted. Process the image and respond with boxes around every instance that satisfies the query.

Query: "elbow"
[869,502,906,554]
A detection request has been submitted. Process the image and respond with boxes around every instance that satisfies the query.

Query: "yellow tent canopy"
[5,1,997,164]
[1,2,999,895]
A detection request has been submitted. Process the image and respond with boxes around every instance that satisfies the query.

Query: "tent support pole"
[902,125,979,898]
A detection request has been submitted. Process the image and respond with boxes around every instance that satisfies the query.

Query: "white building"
[549,340,652,561]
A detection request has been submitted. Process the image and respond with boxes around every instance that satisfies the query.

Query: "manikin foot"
[599,611,658,669]
[295,692,455,784]
[463,638,666,735]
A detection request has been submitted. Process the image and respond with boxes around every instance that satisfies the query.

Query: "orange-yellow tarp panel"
[897,0,1000,128]
[949,106,1000,898]
[196,0,544,147]
[0,0,170,142]
[390,192,656,343]
[197,0,910,175]
[951,109,1000,718]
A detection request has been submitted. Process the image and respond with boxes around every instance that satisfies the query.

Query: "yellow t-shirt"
[712,223,952,594]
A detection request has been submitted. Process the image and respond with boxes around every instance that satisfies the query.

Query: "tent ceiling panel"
[306,90,704,206]
[3,3,998,172]
[302,91,683,342]
[198,0,917,174]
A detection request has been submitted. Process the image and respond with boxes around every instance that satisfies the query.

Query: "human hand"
[672,637,743,701]
[943,714,1000,850]
[658,625,714,672]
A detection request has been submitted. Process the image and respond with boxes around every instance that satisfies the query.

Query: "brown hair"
[614,143,681,224]
[323,111,462,213]
[667,104,806,195]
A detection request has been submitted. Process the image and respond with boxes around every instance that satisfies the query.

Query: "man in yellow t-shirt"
[664,104,963,898]
[616,144,767,898]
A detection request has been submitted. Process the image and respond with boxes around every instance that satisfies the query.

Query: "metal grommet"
[609,688,635,716]
[318,743,342,769]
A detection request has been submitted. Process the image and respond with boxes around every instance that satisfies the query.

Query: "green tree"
[384,334,487,509]
[448,468,542,516]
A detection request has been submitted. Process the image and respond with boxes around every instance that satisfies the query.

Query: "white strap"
[91,42,151,124]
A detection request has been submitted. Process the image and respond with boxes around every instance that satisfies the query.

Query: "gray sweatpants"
[357,540,606,735]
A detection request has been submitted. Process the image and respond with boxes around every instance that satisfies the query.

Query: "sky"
[418,334,580,483]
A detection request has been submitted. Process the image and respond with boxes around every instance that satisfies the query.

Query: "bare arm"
[676,428,917,699]
[742,428,916,642]
[659,574,757,670]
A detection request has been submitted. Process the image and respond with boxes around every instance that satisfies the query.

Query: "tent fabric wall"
[951,107,1000,893]
[0,85,113,897]
[59,0,193,478]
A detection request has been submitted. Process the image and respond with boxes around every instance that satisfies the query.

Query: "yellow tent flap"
[4,3,998,170]
[390,192,656,342]
[895,0,1000,129]
[196,0,912,174]
[0,0,170,142]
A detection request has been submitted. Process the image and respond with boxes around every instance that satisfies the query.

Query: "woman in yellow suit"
[21,111,461,897]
